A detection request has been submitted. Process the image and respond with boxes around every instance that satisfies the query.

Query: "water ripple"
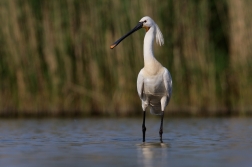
[0,118,252,167]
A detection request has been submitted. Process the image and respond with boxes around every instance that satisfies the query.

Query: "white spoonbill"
[110,16,172,143]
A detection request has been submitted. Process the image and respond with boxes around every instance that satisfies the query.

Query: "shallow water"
[0,117,252,167]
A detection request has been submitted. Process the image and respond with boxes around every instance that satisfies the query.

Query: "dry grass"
[0,0,251,117]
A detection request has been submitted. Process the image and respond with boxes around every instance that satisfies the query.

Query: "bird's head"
[139,16,164,46]
[139,16,154,32]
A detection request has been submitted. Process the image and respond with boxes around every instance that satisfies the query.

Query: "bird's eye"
[144,20,147,23]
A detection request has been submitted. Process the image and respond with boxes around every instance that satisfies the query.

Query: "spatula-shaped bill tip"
[110,44,117,49]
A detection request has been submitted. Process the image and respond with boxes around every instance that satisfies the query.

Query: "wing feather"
[137,69,144,99]
[163,68,172,99]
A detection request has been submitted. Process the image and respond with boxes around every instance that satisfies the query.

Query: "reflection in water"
[137,143,168,167]
[1,118,252,167]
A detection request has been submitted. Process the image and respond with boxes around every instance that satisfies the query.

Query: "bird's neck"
[144,27,155,62]
[143,27,162,74]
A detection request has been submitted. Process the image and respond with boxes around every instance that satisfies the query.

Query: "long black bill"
[110,22,143,49]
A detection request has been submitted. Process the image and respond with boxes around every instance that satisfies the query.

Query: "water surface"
[0,117,252,167]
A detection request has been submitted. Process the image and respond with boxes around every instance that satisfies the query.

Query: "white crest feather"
[155,24,164,46]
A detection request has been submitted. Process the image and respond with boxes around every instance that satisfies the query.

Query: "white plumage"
[110,16,172,143]
[137,16,172,115]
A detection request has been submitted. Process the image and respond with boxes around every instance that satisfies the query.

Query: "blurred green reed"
[0,0,251,117]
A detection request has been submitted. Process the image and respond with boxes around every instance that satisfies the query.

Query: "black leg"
[159,111,164,143]
[142,111,146,142]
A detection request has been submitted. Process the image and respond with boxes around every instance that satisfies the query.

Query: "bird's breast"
[143,73,166,96]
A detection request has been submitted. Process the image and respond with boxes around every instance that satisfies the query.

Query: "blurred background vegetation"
[0,0,251,117]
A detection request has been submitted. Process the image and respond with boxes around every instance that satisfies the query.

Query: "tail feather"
[150,105,162,115]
